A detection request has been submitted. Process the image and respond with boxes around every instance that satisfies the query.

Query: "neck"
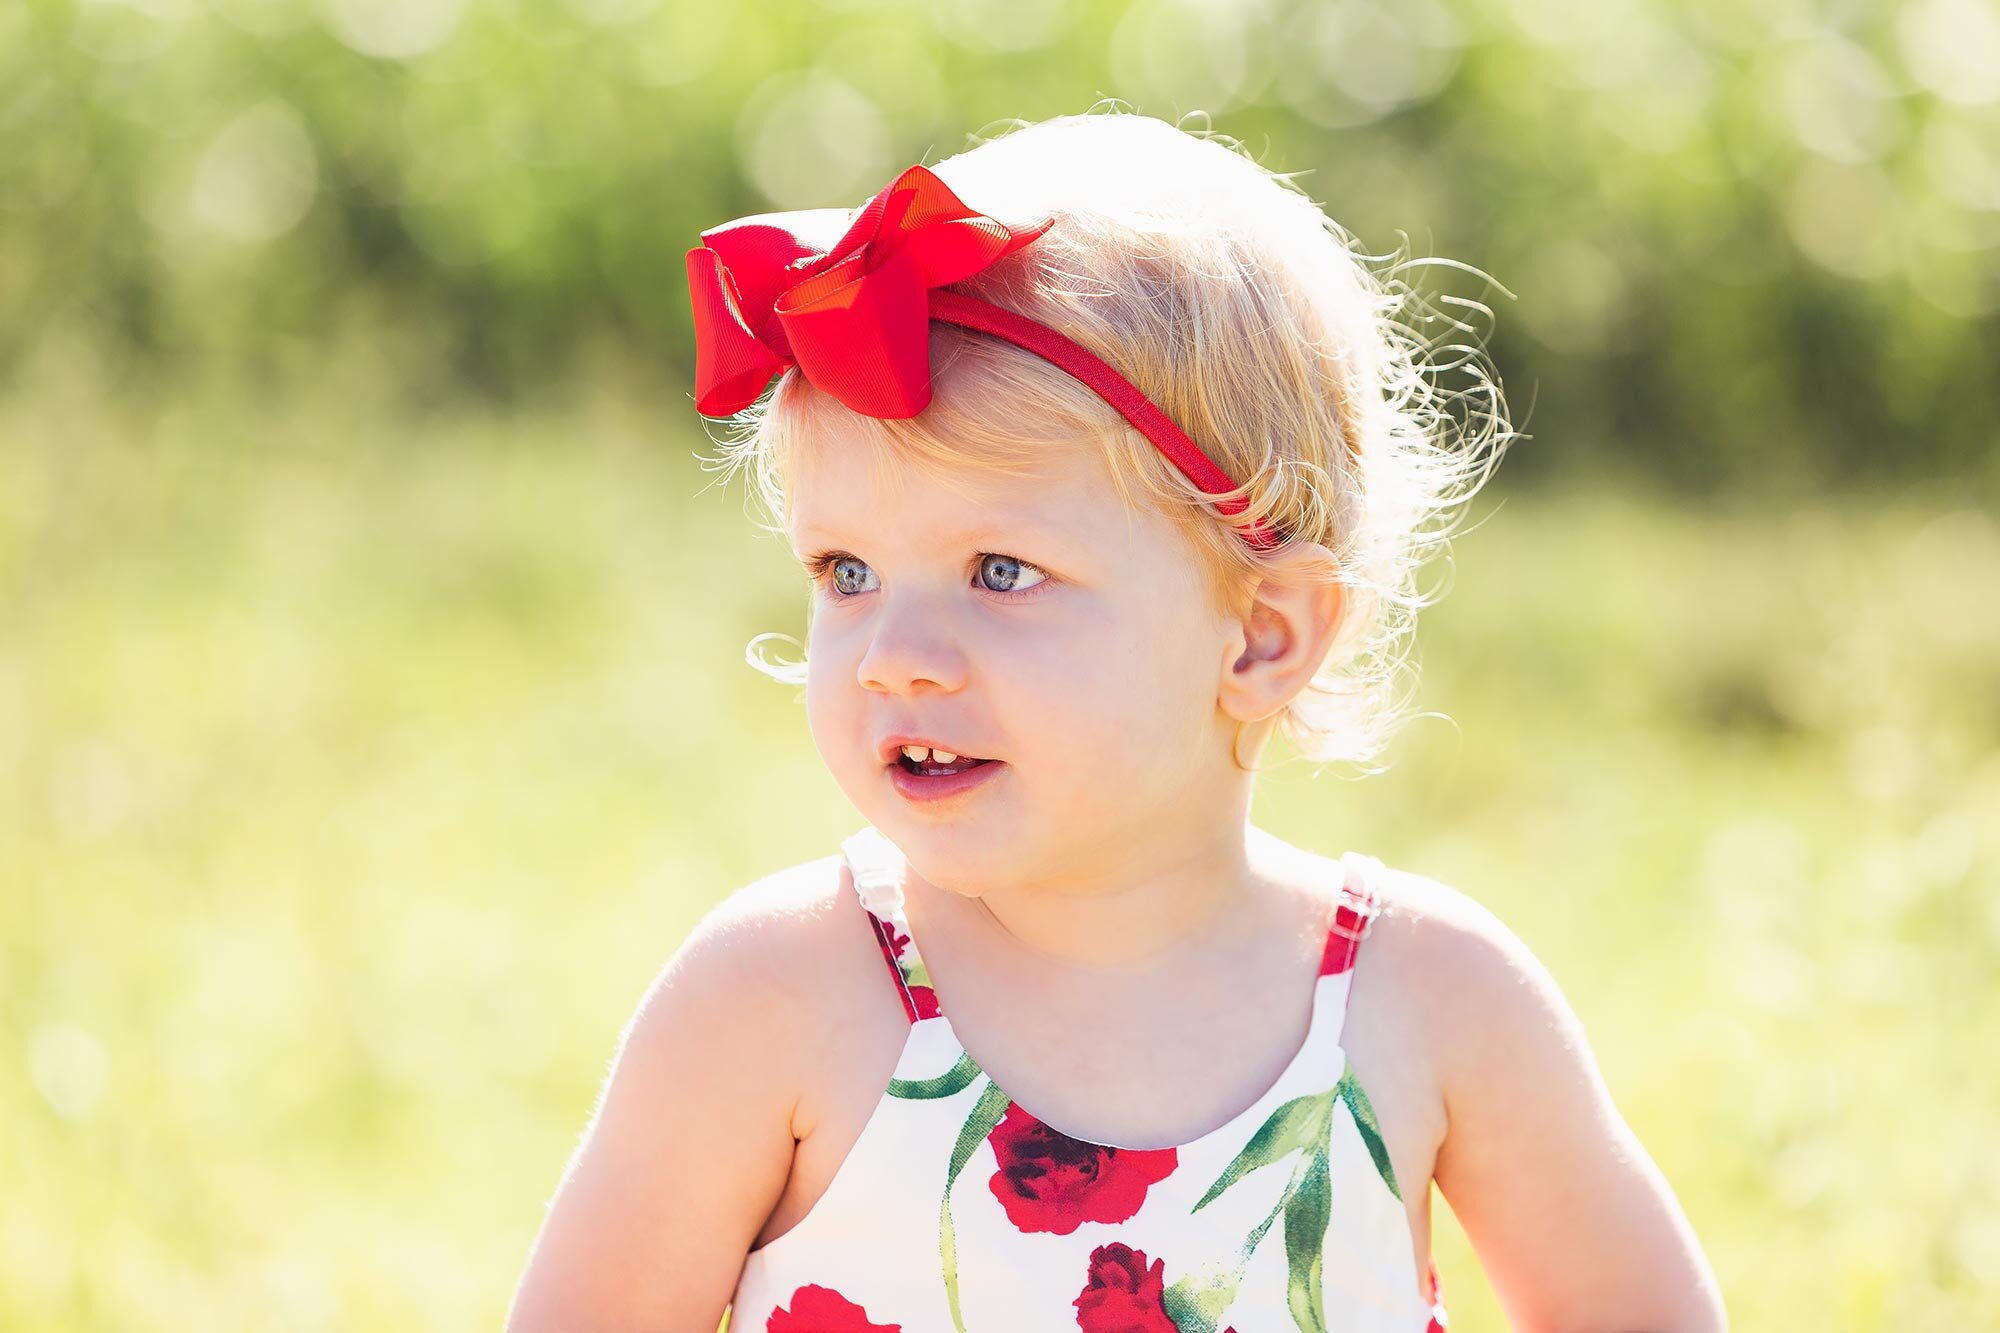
[915,805,1299,975]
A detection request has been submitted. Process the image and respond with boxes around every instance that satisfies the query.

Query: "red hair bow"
[684,164,1282,550]
[686,164,1050,419]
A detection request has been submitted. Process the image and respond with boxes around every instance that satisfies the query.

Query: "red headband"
[684,163,1282,552]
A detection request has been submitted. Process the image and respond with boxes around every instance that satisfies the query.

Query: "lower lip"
[888,759,1005,804]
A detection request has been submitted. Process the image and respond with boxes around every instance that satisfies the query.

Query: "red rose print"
[870,919,940,1020]
[1071,1243,1237,1333]
[986,1103,1178,1235]
[883,925,941,1019]
[766,1284,901,1332]
[1073,1243,1176,1333]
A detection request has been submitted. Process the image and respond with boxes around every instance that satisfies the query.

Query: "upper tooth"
[898,744,961,764]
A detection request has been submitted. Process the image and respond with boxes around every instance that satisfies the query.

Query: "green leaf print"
[1170,1059,1413,1333]
[1165,1135,1333,1333]
[1161,1262,1239,1333]
[1336,1066,1401,1202]
[1166,1088,1336,1333]
[937,1077,1011,1333]
[887,1050,982,1100]
[1191,1092,1330,1213]
[1282,1148,1333,1333]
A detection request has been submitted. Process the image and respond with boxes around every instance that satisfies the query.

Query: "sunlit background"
[4,1,1997,1329]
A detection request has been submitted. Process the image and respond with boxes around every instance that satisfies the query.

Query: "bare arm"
[1426,894,1729,1333]
[505,895,800,1333]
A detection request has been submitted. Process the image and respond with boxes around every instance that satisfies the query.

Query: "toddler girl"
[507,108,1727,1333]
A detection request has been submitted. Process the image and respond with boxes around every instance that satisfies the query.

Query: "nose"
[854,594,968,695]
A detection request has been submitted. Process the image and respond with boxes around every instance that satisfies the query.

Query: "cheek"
[1008,609,1217,763]
[801,621,860,756]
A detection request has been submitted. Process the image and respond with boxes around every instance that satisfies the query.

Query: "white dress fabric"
[728,825,1448,1333]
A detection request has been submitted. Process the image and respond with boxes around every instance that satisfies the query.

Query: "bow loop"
[686,165,1052,419]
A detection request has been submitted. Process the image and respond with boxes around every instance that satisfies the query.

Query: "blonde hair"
[699,104,1518,775]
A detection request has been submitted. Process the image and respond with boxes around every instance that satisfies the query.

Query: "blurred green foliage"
[6,2,2000,1330]
[3,0,1998,488]
[3,388,1997,1328]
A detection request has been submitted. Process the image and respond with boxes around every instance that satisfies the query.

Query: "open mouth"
[896,752,994,778]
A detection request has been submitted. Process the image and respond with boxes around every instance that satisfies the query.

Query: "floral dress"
[727,825,1449,1333]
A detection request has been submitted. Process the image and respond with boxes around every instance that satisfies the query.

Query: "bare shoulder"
[1322,859,1520,1079]
[1356,863,1555,1036]
[505,850,892,1332]
[1361,858,1511,949]
[640,850,900,1133]
[1354,862,1608,1135]
[1318,861,1501,1188]
[673,851,885,1040]
[1358,862,1729,1332]
[1356,863,1604,1123]
[686,849,856,964]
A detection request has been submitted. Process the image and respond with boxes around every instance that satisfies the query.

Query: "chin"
[873,818,1011,892]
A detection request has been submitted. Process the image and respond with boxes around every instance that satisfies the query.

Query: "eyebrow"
[790,517,1073,550]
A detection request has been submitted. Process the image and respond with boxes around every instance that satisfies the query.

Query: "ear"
[1216,544,1345,726]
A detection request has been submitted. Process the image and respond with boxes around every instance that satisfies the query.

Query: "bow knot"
[686,165,1053,418]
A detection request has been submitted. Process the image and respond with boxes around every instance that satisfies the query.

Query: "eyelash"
[802,551,1054,601]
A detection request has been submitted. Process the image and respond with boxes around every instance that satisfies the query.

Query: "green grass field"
[4,389,1996,1330]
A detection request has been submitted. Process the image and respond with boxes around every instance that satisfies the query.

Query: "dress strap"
[839,826,941,1024]
[1319,849,1386,977]
[1309,850,1387,1052]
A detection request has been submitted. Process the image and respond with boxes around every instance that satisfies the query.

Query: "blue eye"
[977,553,1048,594]
[807,551,1051,599]
[828,556,877,596]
